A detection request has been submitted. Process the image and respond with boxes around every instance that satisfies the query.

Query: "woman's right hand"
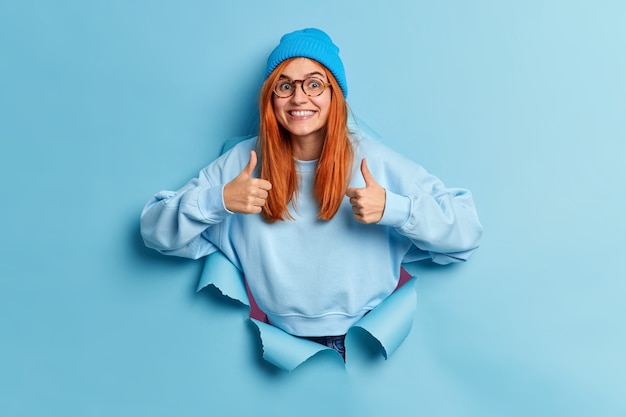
[223,150,272,214]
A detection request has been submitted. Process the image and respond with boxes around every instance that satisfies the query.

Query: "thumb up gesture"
[223,151,272,214]
[346,158,386,224]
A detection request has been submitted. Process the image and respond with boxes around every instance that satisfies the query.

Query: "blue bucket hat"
[265,28,348,98]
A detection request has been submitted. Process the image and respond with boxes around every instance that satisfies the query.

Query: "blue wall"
[1,1,625,416]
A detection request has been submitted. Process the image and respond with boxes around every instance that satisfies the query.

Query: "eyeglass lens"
[273,78,327,97]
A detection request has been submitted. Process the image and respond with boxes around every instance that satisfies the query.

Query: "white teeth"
[290,110,314,117]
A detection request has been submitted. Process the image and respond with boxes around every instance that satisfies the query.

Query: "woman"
[140,28,482,359]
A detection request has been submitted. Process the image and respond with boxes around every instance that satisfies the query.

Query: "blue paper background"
[1,0,625,416]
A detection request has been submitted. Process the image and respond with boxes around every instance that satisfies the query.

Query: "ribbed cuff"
[379,190,411,228]
[196,185,232,223]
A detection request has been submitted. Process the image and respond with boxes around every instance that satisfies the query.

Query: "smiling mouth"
[288,110,316,117]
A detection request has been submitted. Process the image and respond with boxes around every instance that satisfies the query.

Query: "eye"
[277,81,293,92]
[307,79,322,89]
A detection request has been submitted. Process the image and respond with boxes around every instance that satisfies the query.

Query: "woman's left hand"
[346,158,386,224]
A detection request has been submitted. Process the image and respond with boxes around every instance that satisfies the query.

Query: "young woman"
[140,28,483,359]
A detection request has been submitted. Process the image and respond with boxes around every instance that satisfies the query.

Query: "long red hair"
[258,58,353,223]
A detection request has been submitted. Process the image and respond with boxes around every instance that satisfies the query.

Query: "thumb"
[360,158,377,187]
[243,150,257,178]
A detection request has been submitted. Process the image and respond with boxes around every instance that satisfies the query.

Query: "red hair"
[258,58,353,223]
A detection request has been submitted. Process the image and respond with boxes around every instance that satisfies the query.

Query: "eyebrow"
[278,71,327,80]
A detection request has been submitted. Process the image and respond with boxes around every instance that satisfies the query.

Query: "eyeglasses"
[273,77,332,98]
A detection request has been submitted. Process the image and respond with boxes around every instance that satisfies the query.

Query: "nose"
[290,82,308,104]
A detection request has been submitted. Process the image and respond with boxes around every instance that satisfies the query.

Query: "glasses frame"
[273,77,332,98]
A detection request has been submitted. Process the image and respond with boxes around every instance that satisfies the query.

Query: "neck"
[290,133,324,161]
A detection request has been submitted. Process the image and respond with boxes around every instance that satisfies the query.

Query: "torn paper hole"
[197,250,417,372]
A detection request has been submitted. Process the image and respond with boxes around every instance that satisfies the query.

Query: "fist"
[345,158,386,223]
[223,151,272,214]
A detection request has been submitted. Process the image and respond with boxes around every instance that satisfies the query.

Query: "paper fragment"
[348,277,417,359]
[250,319,340,371]
[197,251,249,306]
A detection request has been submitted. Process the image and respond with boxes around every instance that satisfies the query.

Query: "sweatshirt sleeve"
[140,168,233,259]
[378,162,483,265]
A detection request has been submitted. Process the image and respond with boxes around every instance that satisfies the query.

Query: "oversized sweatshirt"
[140,136,483,336]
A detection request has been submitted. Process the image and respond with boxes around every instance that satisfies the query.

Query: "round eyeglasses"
[273,77,332,98]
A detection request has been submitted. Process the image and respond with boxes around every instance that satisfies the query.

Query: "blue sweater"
[141,136,482,336]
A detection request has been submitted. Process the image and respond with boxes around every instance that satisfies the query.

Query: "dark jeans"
[302,335,346,360]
